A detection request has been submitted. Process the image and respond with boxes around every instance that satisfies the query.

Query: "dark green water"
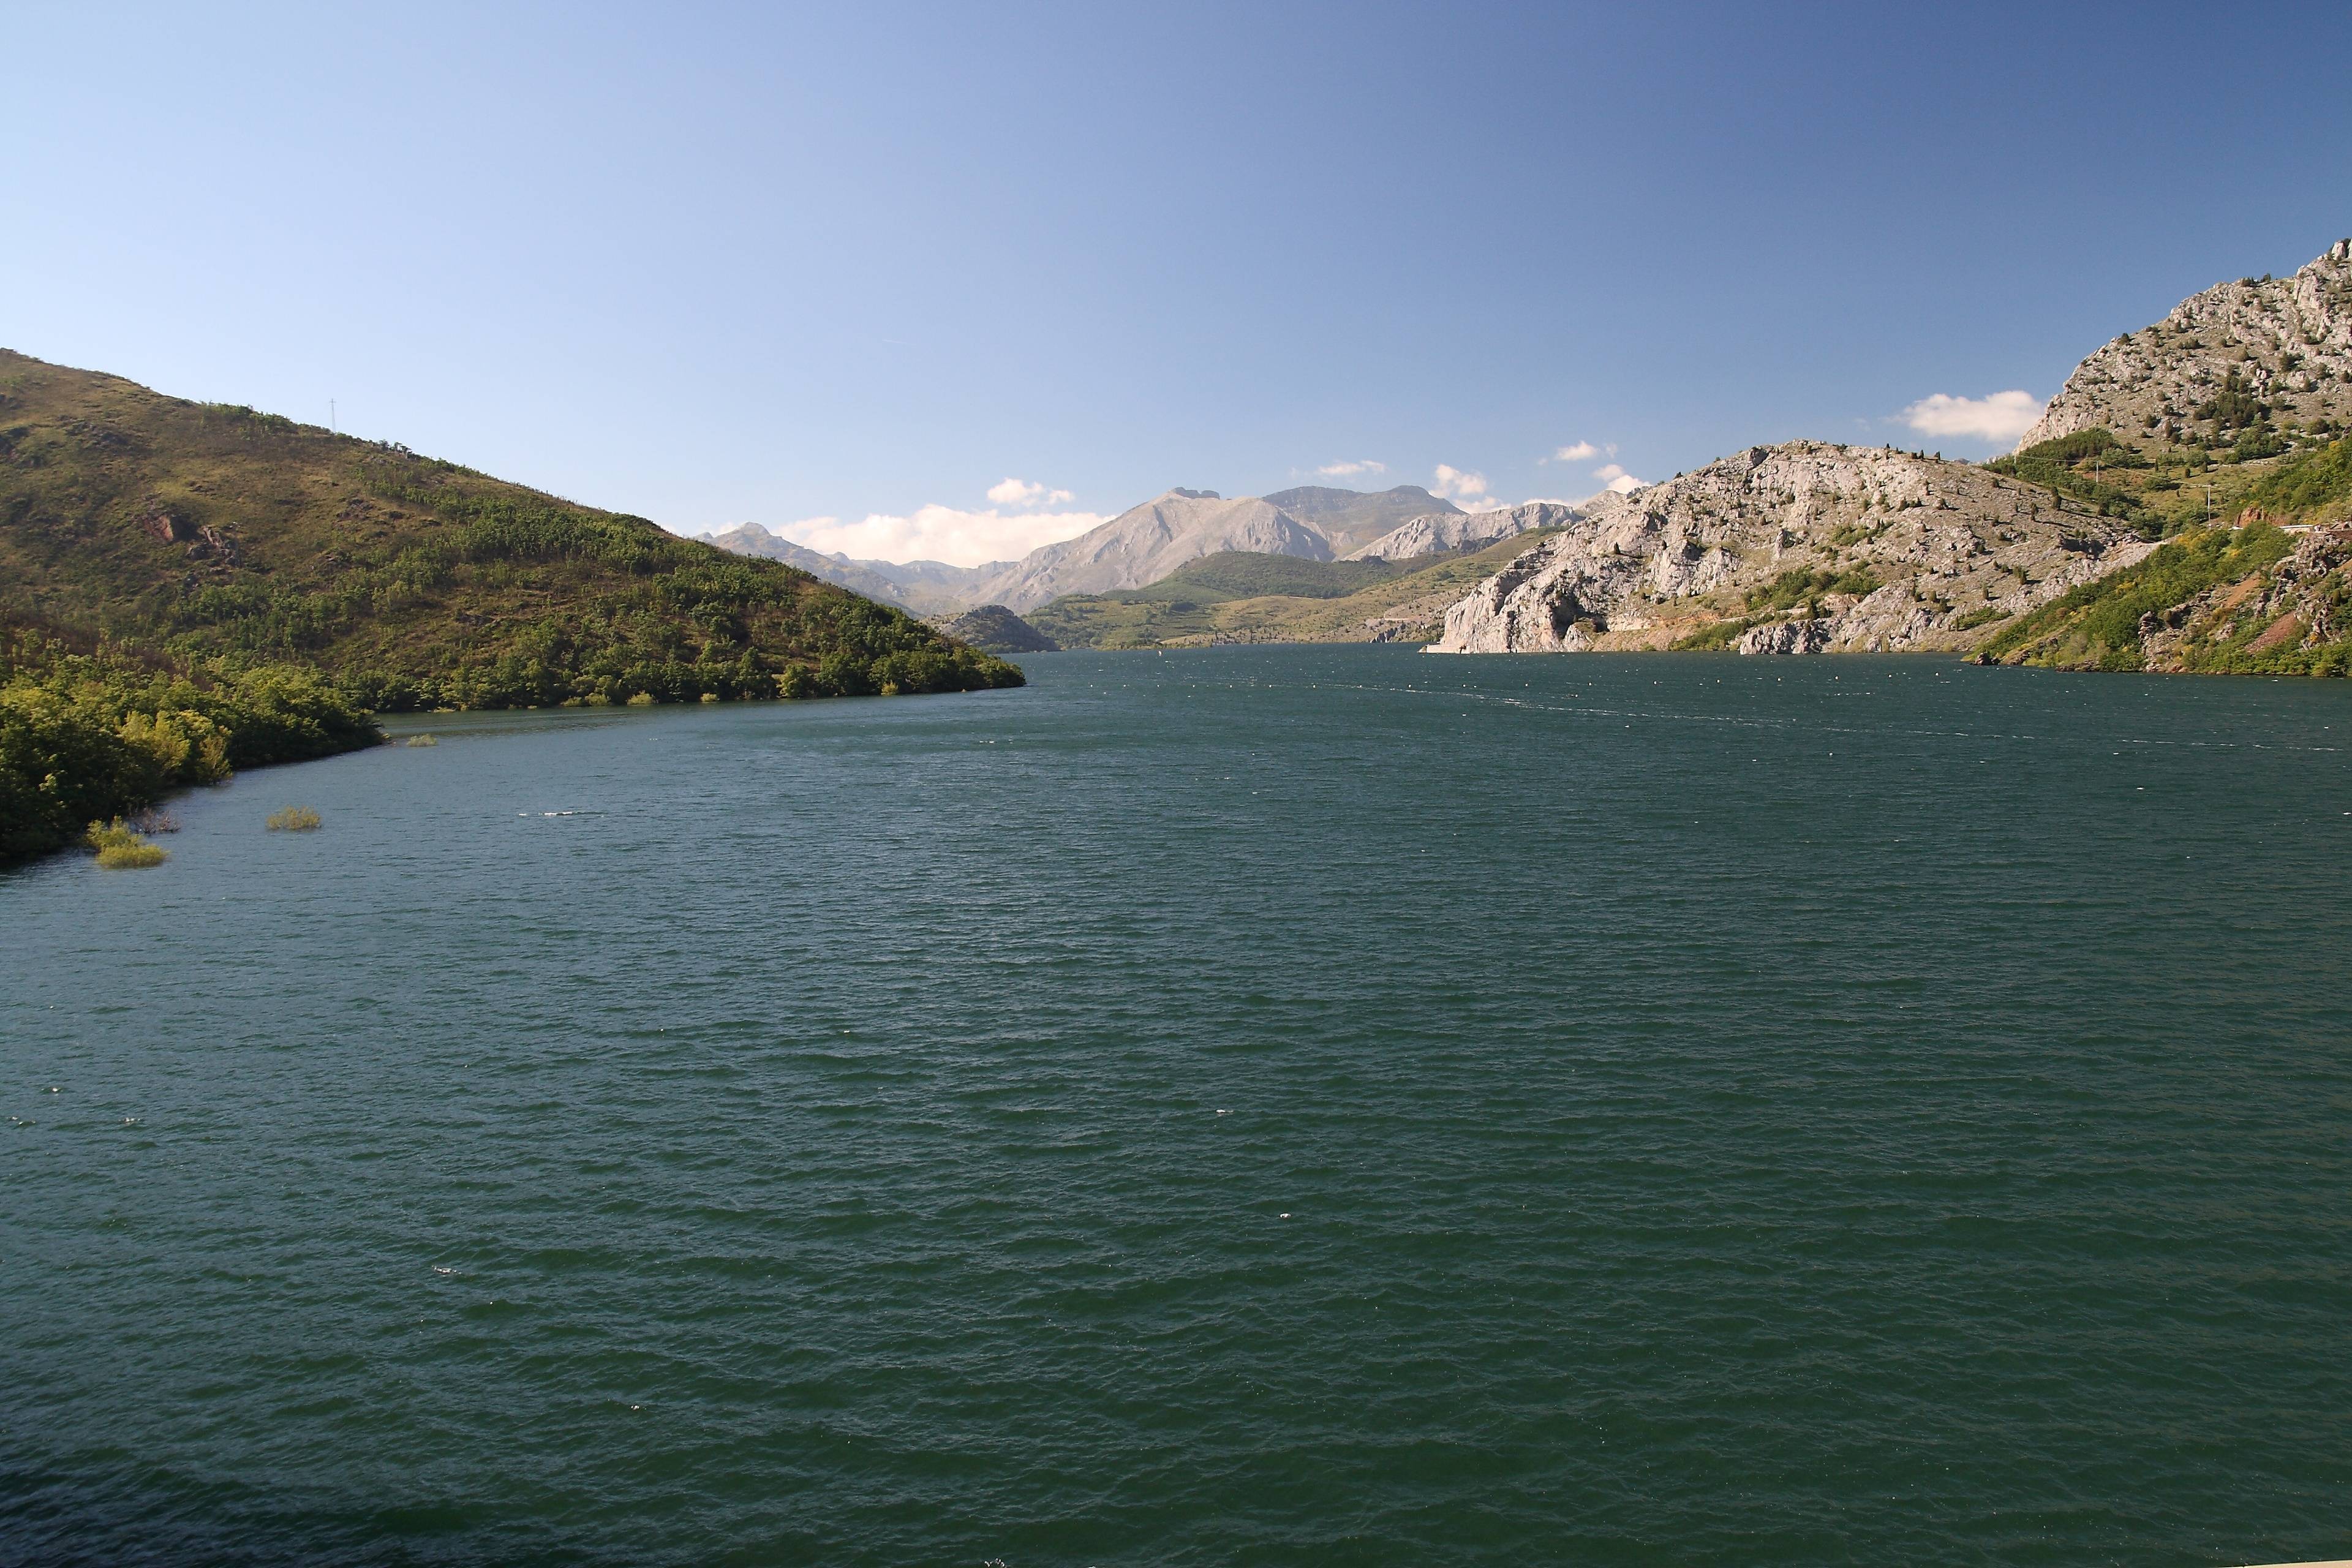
[6,647,2351,1566]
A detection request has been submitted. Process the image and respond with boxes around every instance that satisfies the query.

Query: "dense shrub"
[1668,617,1752,650]
[2243,437,2352,519]
[86,818,168,869]
[1745,565,1882,613]
[0,631,380,865]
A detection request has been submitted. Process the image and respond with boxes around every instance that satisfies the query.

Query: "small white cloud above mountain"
[782,503,1104,568]
[985,476,1075,507]
[1602,472,1645,494]
[1545,440,1616,464]
[1900,390,2043,443]
[1432,464,1505,509]
[1316,459,1387,478]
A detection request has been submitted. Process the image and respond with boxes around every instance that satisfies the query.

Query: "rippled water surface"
[6,647,2352,1566]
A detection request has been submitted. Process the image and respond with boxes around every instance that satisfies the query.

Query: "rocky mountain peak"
[2019,239,2352,452]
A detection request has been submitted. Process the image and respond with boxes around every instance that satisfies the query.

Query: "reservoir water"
[6,646,2350,1566]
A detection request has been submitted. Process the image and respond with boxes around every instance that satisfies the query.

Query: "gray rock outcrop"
[928,604,1059,654]
[1428,442,2150,656]
[1737,619,1831,655]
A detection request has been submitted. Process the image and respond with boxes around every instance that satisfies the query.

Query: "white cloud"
[1582,463,1647,494]
[1544,440,1619,464]
[1899,390,2043,444]
[1431,463,1505,509]
[782,504,1105,568]
[1316,459,1387,478]
[984,476,1075,507]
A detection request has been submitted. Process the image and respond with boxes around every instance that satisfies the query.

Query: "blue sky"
[7,2,2350,564]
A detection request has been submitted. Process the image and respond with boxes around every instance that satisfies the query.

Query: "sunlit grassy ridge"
[0,349,1023,710]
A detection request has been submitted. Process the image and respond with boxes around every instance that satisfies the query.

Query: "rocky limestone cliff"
[1428,442,2152,656]
[1342,501,1573,562]
[2019,238,2352,452]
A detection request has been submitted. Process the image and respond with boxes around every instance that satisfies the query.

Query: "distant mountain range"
[1027,532,1569,650]
[1341,501,1570,562]
[692,526,999,616]
[696,484,1522,614]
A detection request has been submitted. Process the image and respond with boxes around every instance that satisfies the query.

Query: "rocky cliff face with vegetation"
[0,350,1022,710]
[1979,506,2352,676]
[2019,239,2352,454]
[1430,442,2147,655]
[1974,239,2352,676]
[1435,240,2352,671]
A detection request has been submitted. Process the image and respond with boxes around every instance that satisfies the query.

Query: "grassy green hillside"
[1121,551,1416,601]
[0,349,1022,709]
[1030,534,1552,649]
[1980,437,2352,675]
[1986,401,2344,540]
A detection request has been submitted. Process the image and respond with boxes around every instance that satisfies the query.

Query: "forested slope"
[0,350,1023,710]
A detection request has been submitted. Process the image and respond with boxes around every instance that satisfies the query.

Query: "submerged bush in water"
[86,818,168,869]
[266,805,323,832]
[405,734,439,747]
